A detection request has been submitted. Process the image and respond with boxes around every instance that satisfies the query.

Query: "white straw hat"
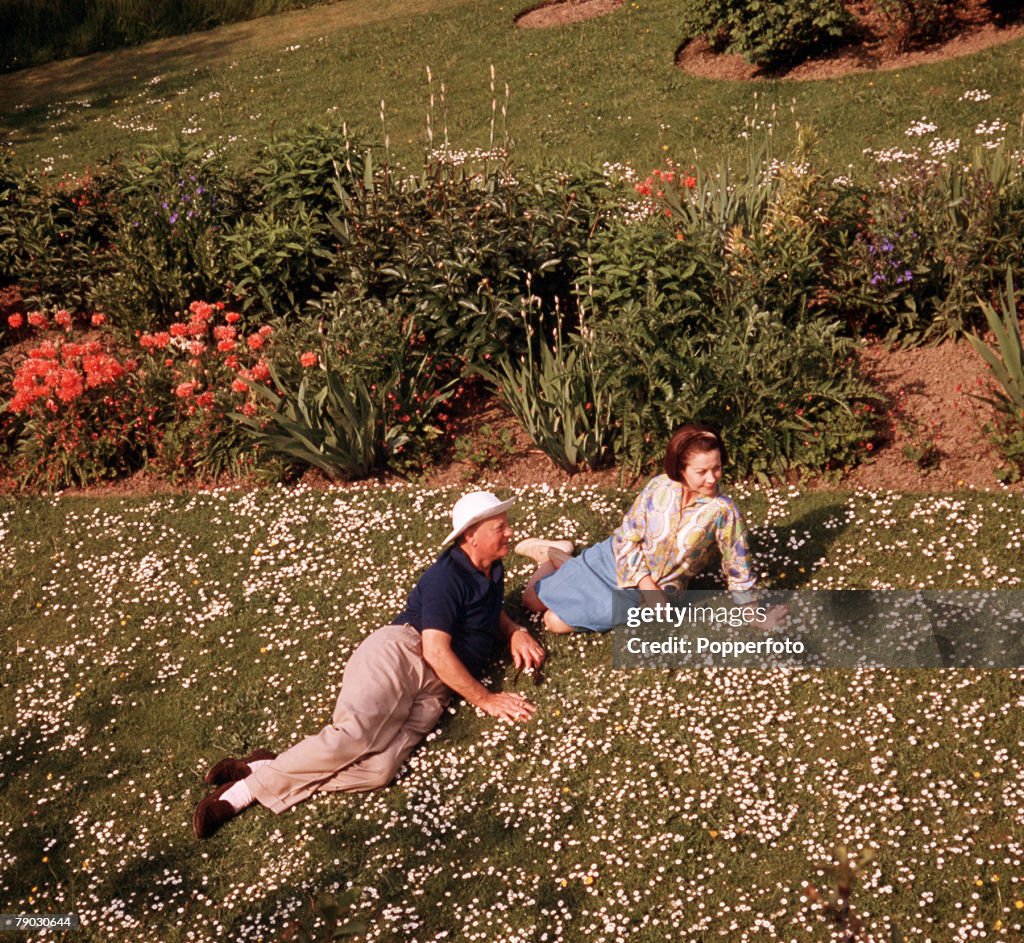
[442,491,515,545]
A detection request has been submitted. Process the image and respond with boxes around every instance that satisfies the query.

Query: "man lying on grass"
[193,491,546,839]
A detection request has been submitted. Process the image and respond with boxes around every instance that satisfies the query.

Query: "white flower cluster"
[905,118,938,138]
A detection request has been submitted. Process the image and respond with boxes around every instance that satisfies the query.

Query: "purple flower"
[880,239,894,253]
[169,212,179,225]
[870,272,886,286]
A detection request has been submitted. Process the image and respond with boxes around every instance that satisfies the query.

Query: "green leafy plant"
[898,416,942,471]
[688,0,853,70]
[452,422,518,478]
[92,141,244,334]
[232,350,398,481]
[476,313,616,473]
[967,270,1024,482]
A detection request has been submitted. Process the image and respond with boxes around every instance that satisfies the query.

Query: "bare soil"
[676,0,1024,81]
[515,0,624,30]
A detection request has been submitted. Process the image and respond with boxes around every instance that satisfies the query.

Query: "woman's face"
[681,448,722,497]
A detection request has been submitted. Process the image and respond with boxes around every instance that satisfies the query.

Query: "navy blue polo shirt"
[394,545,504,680]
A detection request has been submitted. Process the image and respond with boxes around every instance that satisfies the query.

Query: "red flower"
[27,311,48,329]
[54,309,72,328]
[299,351,319,368]
[196,391,215,409]
[91,312,106,327]
[139,332,171,350]
[252,361,271,382]
[7,313,23,329]
[247,334,265,351]
[231,378,248,393]
[174,381,198,398]
[224,312,241,324]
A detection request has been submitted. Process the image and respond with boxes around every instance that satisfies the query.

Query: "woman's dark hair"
[663,423,726,482]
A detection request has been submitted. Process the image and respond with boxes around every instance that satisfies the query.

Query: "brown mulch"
[836,337,1015,492]
[676,0,1024,81]
[515,0,624,30]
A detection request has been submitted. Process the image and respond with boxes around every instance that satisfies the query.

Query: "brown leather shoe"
[204,748,277,786]
[193,783,239,840]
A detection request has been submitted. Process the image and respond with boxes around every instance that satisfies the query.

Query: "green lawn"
[2,484,1023,940]
[1,0,1022,175]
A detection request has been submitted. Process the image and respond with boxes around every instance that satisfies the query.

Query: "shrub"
[91,142,246,334]
[133,300,272,481]
[688,0,853,70]
[835,146,1024,341]
[223,125,370,324]
[3,321,146,488]
[331,156,610,367]
[871,0,958,50]
[590,298,880,479]
[0,160,120,316]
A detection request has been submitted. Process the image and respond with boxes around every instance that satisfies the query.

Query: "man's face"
[465,512,513,561]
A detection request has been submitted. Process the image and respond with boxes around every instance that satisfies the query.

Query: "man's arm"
[498,611,546,671]
[421,629,536,723]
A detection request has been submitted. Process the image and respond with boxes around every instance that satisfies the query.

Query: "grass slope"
[1,484,1023,940]
[0,0,1022,175]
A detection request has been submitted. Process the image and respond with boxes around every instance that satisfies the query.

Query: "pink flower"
[27,311,48,329]
[246,334,265,351]
[91,312,107,327]
[195,391,215,409]
[174,381,198,398]
[299,351,319,368]
[224,312,241,324]
[231,378,249,393]
[6,313,23,329]
[54,309,72,328]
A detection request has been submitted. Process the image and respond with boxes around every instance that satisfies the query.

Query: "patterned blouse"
[611,474,756,594]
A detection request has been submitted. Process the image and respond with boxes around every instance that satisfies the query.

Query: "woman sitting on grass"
[518,422,760,633]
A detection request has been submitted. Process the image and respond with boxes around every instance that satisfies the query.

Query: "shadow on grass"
[0,70,207,148]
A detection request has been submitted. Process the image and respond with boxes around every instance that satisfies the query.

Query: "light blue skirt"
[535,537,641,632]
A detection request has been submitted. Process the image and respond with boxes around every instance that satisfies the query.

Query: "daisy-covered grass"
[1,483,1023,941]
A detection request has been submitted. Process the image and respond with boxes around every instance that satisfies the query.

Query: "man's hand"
[510,628,545,671]
[481,691,536,723]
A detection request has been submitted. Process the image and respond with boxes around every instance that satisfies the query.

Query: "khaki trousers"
[247,624,450,813]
